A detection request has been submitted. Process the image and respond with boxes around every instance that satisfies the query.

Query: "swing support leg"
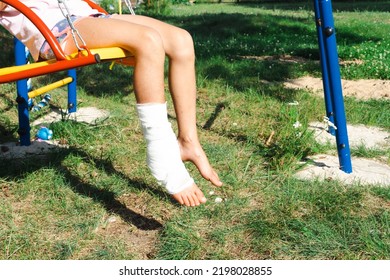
[313,0,352,173]
[13,38,79,146]
[67,69,77,113]
[14,38,31,146]
[313,0,335,136]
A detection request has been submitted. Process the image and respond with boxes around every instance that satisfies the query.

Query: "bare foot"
[178,138,223,187]
[171,183,207,207]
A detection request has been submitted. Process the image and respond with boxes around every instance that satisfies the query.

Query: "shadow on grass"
[173,11,376,84]
[43,10,376,100]
[236,1,390,13]
[0,27,14,67]
[1,7,381,100]
[0,93,19,143]
[0,124,18,144]
[0,146,165,231]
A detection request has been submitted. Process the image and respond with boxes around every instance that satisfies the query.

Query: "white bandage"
[136,102,194,194]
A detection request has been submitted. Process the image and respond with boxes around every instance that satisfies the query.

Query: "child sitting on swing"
[0,0,223,207]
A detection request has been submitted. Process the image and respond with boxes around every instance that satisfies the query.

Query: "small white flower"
[287,101,299,106]
[293,121,302,129]
[215,197,223,203]
[209,191,215,195]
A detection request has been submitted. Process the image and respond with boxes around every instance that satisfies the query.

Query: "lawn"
[0,2,389,260]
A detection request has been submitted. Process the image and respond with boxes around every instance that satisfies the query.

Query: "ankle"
[178,134,200,146]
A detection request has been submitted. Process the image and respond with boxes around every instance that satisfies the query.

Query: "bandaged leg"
[136,102,194,194]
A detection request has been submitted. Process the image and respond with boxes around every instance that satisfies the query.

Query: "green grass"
[0,2,389,260]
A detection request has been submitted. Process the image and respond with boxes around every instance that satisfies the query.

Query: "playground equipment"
[313,0,352,173]
[0,0,135,146]
[0,0,352,173]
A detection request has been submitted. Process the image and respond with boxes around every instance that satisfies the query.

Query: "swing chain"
[123,0,136,15]
[56,0,136,52]
[323,116,337,130]
[57,0,87,52]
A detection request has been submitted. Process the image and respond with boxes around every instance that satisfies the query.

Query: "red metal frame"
[1,54,100,83]
[83,0,108,14]
[0,0,109,84]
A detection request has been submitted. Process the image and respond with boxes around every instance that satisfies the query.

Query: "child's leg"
[63,17,207,206]
[66,17,165,104]
[107,15,223,188]
[136,102,206,206]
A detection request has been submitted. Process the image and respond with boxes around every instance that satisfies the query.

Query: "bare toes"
[171,184,207,207]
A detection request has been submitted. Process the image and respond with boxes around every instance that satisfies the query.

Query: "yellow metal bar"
[118,0,122,14]
[0,60,54,76]
[64,47,131,61]
[90,47,132,60]
[28,77,73,98]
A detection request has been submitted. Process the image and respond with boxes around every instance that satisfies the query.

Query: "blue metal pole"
[313,0,335,135]
[67,69,77,113]
[14,38,31,146]
[317,0,352,173]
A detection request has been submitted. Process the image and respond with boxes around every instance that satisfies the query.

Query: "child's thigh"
[63,16,154,54]
[110,14,193,54]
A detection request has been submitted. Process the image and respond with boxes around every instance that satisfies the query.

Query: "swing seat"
[0,0,135,146]
[0,47,135,84]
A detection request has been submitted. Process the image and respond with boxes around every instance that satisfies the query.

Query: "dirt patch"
[0,107,109,160]
[94,216,160,259]
[239,54,311,64]
[296,154,390,186]
[284,76,390,100]
[89,192,173,259]
[286,76,390,186]
[241,55,389,100]
[296,123,390,187]
[310,122,390,149]
[32,107,110,126]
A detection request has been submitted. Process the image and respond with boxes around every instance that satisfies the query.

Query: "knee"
[135,28,165,58]
[170,29,195,62]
